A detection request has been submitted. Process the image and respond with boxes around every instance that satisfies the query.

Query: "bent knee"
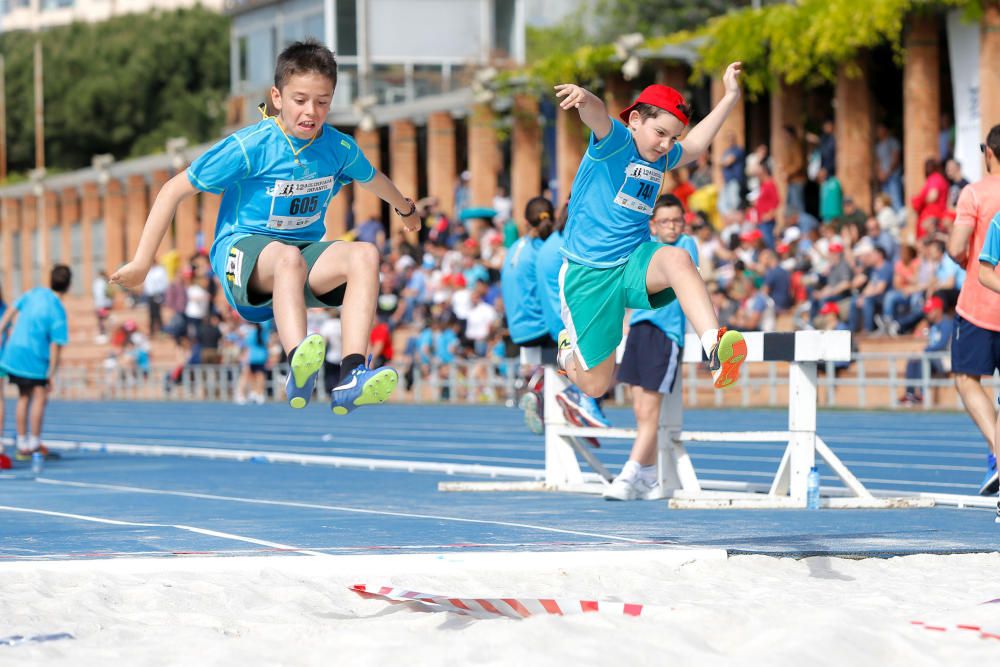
[576,375,610,399]
[272,245,308,273]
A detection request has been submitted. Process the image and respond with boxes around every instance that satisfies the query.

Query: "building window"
[238,35,249,84]
[336,0,357,57]
[493,0,515,60]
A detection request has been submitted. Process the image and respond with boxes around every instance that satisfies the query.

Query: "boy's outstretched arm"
[357,171,419,232]
[676,62,743,167]
[554,84,612,141]
[112,171,198,289]
[0,306,17,338]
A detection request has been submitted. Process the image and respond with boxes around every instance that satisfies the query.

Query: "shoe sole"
[331,368,399,415]
[519,392,544,435]
[980,469,999,496]
[288,334,326,409]
[713,330,747,389]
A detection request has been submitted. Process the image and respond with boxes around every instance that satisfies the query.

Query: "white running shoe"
[603,474,659,501]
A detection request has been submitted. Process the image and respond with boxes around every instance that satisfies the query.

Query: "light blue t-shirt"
[500,235,548,344]
[0,288,68,380]
[629,234,698,346]
[979,213,1000,268]
[562,118,682,268]
[243,320,272,365]
[536,230,565,340]
[187,118,375,319]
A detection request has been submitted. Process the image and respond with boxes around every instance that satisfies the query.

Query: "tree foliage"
[0,7,229,175]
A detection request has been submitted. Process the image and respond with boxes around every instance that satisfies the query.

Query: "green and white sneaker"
[330,357,399,415]
[285,333,326,409]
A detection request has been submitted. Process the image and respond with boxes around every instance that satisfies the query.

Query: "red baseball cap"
[923,296,944,313]
[740,228,763,243]
[829,242,844,253]
[819,302,840,316]
[619,85,690,126]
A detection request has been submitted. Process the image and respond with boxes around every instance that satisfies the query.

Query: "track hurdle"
[442,330,932,509]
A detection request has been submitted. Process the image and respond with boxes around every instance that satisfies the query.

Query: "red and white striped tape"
[350,584,649,619]
[910,620,1000,640]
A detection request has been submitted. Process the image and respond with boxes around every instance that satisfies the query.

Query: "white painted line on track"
[36,478,651,544]
[0,505,328,556]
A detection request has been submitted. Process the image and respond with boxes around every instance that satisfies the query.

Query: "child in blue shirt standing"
[113,40,418,416]
[0,265,72,463]
[553,63,747,398]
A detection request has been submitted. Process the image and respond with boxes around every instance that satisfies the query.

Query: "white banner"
[947,10,982,182]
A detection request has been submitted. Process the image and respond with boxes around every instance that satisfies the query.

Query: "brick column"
[904,15,940,213]
[125,174,148,264]
[325,184,351,240]
[1,197,19,293]
[427,111,457,217]
[711,77,745,189]
[59,187,79,270]
[390,119,419,243]
[81,182,100,289]
[603,73,631,120]
[468,103,499,207]
[104,179,126,276]
[175,192,197,262]
[656,63,688,92]
[769,81,804,211]
[556,109,586,204]
[835,60,874,211]
[981,3,1000,130]
[353,127,382,225]
[21,195,36,290]
[511,94,542,234]
[200,193,221,252]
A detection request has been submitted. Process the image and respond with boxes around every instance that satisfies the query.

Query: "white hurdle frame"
[443,330,933,509]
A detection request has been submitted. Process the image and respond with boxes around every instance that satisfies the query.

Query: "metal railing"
[24,351,986,410]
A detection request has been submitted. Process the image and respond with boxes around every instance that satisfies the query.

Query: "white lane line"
[36,478,650,544]
[0,505,327,556]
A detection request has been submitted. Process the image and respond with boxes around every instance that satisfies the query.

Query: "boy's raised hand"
[554,84,593,111]
[723,62,743,98]
[110,261,150,290]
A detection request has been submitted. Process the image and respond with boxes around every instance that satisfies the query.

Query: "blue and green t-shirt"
[187,118,376,317]
[561,118,682,268]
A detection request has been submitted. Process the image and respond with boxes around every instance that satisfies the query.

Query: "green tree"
[589,0,755,42]
[0,7,229,175]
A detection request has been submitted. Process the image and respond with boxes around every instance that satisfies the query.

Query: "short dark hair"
[525,196,554,227]
[632,102,691,124]
[274,39,338,91]
[50,264,71,293]
[653,193,685,213]
[987,124,1000,161]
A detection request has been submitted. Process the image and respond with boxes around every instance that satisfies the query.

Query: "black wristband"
[395,198,417,218]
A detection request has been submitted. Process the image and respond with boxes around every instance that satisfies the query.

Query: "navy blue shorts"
[951,314,1000,376]
[618,322,681,393]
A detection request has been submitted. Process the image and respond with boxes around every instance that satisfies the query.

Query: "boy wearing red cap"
[900,295,952,405]
[552,64,746,397]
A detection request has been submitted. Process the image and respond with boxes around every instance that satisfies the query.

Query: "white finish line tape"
[350,584,658,619]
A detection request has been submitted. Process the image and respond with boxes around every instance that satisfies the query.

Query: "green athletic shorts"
[559,241,676,370]
[222,234,346,323]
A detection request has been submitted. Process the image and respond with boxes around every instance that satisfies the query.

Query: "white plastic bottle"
[806,466,821,510]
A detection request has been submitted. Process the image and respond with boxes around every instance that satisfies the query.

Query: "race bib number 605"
[267,176,334,230]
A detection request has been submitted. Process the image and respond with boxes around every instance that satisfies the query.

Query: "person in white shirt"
[143,259,170,336]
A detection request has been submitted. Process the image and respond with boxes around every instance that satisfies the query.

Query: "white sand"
[0,549,997,666]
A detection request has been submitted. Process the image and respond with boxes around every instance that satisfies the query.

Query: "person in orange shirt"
[946,124,1000,496]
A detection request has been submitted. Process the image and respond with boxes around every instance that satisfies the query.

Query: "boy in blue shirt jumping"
[0,265,72,463]
[113,40,418,415]
[553,64,747,398]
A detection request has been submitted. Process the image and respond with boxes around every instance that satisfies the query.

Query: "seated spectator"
[848,243,893,334]
[882,244,922,328]
[901,296,953,405]
[912,157,950,240]
[760,249,792,312]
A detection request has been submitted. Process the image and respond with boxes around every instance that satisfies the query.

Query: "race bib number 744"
[267,176,334,230]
